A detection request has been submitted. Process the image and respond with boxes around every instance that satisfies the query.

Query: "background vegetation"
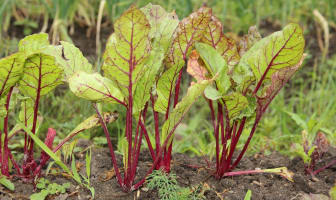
[1,0,335,159]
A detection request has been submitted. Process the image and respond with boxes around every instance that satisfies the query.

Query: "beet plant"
[0,33,63,179]
[65,4,214,191]
[187,17,306,178]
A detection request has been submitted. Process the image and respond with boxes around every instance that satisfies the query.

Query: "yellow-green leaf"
[166,6,212,67]
[201,16,240,67]
[102,6,151,96]
[161,79,212,147]
[69,71,124,104]
[0,53,25,97]
[19,53,63,98]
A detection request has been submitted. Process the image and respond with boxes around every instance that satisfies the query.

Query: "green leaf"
[133,50,165,114]
[71,154,82,184]
[56,41,93,80]
[0,176,14,191]
[195,42,231,94]
[0,52,25,96]
[154,63,183,113]
[222,92,249,120]
[69,71,124,104]
[19,98,36,130]
[201,16,240,67]
[204,85,222,100]
[161,80,212,146]
[19,53,63,99]
[102,6,151,96]
[140,3,179,53]
[256,55,305,113]
[36,178,49,189]
[166,6,212,66]
[239,23,304,83]
[244,189,252,200]
[18,33,49,54]
[30,190,49,200]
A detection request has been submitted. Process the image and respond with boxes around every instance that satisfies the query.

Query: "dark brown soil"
[1,145,335,200]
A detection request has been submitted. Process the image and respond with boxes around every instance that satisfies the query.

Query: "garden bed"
[1,145,335,200]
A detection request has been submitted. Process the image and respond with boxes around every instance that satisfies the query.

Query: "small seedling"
[286,111,336,176]
[29,178,70,200]
[146,170,205,200]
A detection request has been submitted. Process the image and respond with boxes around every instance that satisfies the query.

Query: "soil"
[0,143,335,200]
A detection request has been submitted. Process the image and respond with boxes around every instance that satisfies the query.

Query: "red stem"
[173,69,183,107]
[94,104,124,189]
[138,120,155,160]
[312,159,336,175]
[223,117,246,174]
[1,87,14,176]
[131,114,182,191]
[231,116,261,170]
[8,150,21,175]
[28,55,43,159]
[150,94,160,156]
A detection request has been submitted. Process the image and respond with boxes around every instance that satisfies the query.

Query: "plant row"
[2,3,333,195]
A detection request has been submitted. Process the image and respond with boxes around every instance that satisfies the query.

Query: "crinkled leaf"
[102,6,150,96]
[256,55,305,114]
[241,23,304,83]
[186,50,208,82]
[140,3,179,52]
[0,52,25,97]
[204,85,222,100]
[201,16,240,67]
[233,24,304,94]
[56,41,93,80]
[222,92,248,120]
[19,53,63,98]
[161,79,212,147]
[238,26,262,56]
[195,42,231,94]
[313,132,330,156]
[166,6,212,67]
[69,71,124,104]
[154,63,183,113]
[18,33,49,54]
[133,50,165,114]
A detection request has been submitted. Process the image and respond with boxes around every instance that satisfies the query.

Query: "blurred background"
[1,0,335,158]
